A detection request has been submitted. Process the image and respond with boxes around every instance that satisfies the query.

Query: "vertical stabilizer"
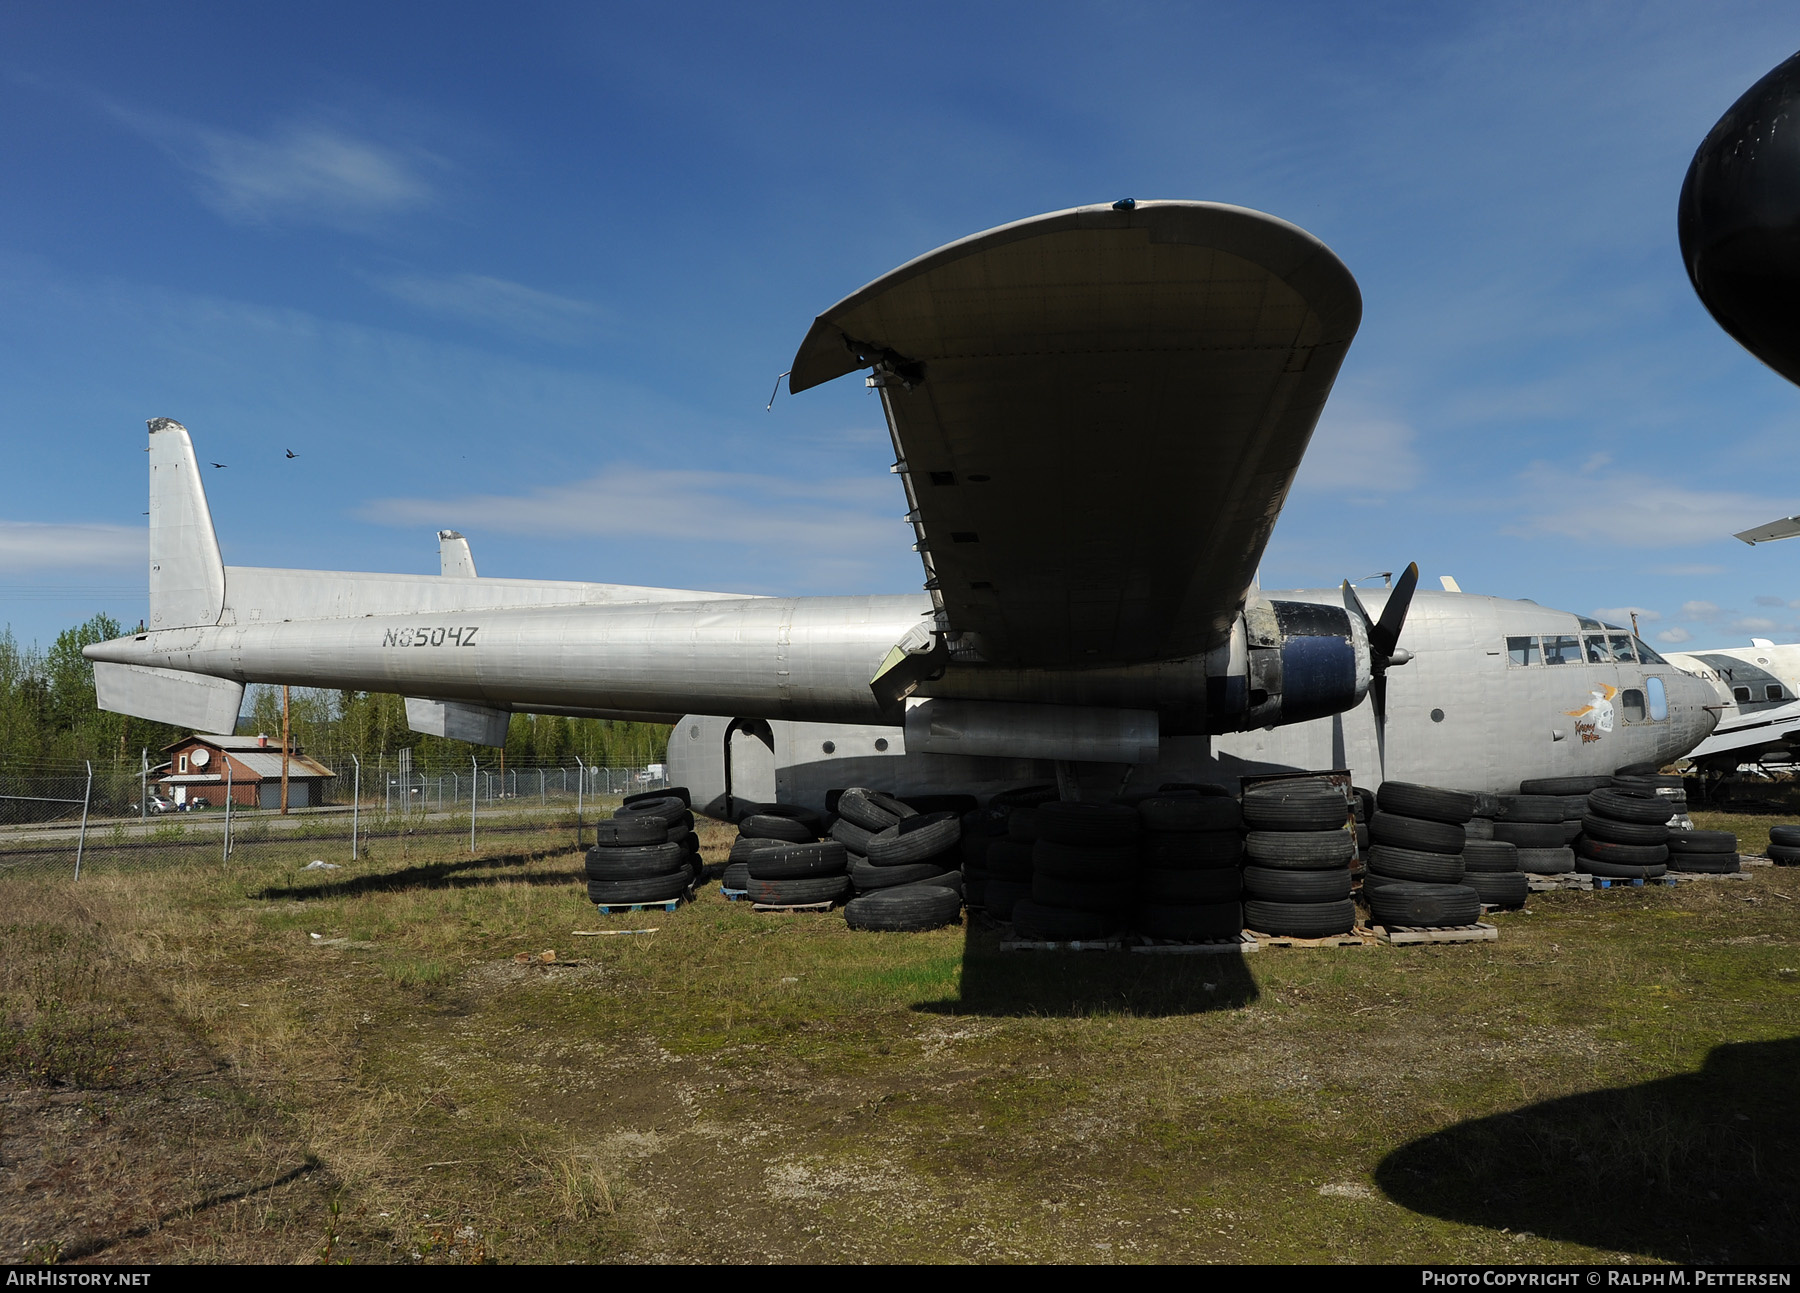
[147,418,226,629]
[438,530,477,578]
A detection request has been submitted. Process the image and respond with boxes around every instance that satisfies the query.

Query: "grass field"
[1,813,1796,1265]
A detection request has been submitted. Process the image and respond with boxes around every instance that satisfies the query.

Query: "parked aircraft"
[1656,639,1800,773]
[81,200,1717,807]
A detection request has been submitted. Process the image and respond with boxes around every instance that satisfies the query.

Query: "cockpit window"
[1647,675,1668,720]
[1507,636,1540,666]
[1620,689,1646,722]
[1608,634,1636,663]
[1633,637,1667,664]
[1542,635,1581,666]
[1583,635,1608,663]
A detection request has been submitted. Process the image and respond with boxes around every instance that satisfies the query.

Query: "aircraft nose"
[1662,670,1721,762]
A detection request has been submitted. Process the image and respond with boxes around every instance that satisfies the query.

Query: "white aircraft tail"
[147,418,226,630]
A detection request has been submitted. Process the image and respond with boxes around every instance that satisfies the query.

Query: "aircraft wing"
[1733,513,1800,545]
[789,201,1362,669]
[1687,696,1800,760]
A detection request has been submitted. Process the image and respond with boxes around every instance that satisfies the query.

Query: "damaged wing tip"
[147,417,186,434]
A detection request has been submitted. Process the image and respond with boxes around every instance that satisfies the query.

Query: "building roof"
[159,752,334,780]
[162,733,305,754]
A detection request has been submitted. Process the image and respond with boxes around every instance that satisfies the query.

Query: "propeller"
[1341,561,1420,772]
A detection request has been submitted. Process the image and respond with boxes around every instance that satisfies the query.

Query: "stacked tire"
[1768,825,1800,866]
[1132,791,1244,943]
[1614,768,1690,825]
[584,797,696,908]
[1363,781,1484,930]
[720,802,824,895]
[981,802,1043,921]
[837,788,965,931]
[1577,784,1671,880]
[1010,802,1139,941]
[1667,827,1740,873]
[1491,776,1598,876]
[1240,778,1356,938]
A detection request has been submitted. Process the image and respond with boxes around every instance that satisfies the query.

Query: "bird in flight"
[210,462,227,469]
[285,449,298,459]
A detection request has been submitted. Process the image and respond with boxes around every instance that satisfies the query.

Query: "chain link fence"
[0,762,670,879]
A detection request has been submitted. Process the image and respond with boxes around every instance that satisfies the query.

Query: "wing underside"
[790,201,1362,670]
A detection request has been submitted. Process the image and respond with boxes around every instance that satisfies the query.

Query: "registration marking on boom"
[382,626,480,648]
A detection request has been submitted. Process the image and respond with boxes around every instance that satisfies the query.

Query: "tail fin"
[147,418,226,629]
[438,529,477,578]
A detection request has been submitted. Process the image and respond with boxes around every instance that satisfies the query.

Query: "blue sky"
[5,3,1800,654]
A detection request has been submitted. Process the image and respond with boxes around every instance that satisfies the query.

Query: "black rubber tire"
[1495,795,1566,824]
[677,829,700,854]
[1370,812,1466,853]
[592,817,669,846]
[1668,851,1739,873]
[984,878,1030,919]
[1034,801,1140,846]
[1241,782,1348,831]
[1576,857,1668,879]
[830,816,877,855]
[1377,781,1475,825]
[1010,899,1120,940]
[1365,881,1482,928]
[1138,796,1242,832]
[984,839,1035,880]
[615,796,692,828]
[1577,837,1670,866]
[844,885,962,931]
[1587,787,1674,825]
[1581,814,1670,846]
[1559,820,1586,845]
[1140,867,1243,904]
[1141,831,1244,869]
[1032,840,1139,879]
[1464,871,1529,908]
[1367,844,1466,884]
[1492,821,1565,848]
[836,788,904,832]
[625,785,690,810]
[1613,772,1684,790]
[587,871,691,905]
[1351,786,1376,823]
[1768,824,1800,848]
[867,812,962,865]
[721,862,749,891]
[584,842,689,881]
[728,836,784,865]
[898,793,979,816]
[1241,865,1352,902]
[1004,806,1040,843]
[744,874,851,906]
[1517,846,1576,874]
[1770,844,1800,866]
[1032,872,1137,912]
[867,791,917,821]
[1462,840,1521,873]
[739,813,816,843]
[1133,901,1242,941]
[1243,829,1355,869]
[849,857,958,892]
[1519,775,1613,796]
[746,840,848,880]
[1355,822,1372,848]
[1243,897,1356,937]
[1464,818,1495,841]
[1666,829,1736,853]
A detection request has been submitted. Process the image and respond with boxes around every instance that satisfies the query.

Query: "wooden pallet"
[594,895,689,915]
[750,900,839,913]
[1244,927,1370,949]
[1740,856,1774,868]
[999,937,1124,952]
[1373,921,1498,946]
[1131,931,1260,956]
[1666,868,1751,883]
[1527,873,1591,892]
[1586,873,1677,889]
[719,887,749,902]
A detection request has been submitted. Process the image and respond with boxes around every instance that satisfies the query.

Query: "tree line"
[2,614,669,774]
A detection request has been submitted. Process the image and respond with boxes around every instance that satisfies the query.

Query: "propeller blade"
[1341,578,1374,637]
[1371,562,1419,661]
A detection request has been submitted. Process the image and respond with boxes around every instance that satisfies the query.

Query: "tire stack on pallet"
[1010,802,1140,942]
[1577,784,1672,882]
[837,789,965,931]
[616,790,702,883]
[1132,791,1245,944]
[1240,778,1357,939]
[1766,825,1800,866]
[980,804,1042,921]
[719,803,825,896]
[1667,826,1740,873]
[1612,770,1691,826]
[1489,777,1592,878]
[584,793,697,910]
[1362,782,1484,931]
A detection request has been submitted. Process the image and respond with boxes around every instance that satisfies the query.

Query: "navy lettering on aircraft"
[381,626,480,647]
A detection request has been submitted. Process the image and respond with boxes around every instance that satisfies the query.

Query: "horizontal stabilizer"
[404,697,509,746]
[94,662,244,734]
[1733,513,1800,545]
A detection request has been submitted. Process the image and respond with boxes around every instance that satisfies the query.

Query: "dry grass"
[0,812,1796,1264]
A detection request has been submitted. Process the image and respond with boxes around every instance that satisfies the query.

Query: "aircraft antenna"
[766,370,792,411]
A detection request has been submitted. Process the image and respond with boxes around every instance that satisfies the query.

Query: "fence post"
[350,753,360,861]
[574,755,585,824]
[74,761,92,881]
[224,759,233,861]
[140,749,148,822]
[470,756,478,853]
[540,768,546,806]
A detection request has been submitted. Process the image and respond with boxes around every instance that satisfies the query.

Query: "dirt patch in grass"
[0,818,1796,1263]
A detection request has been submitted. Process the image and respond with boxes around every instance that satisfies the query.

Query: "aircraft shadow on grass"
[1375,1035,1800,1263]
[917,916,1260,1019]
[252,850,574,902]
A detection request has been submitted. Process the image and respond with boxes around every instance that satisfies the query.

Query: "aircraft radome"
[80,201,1719,813]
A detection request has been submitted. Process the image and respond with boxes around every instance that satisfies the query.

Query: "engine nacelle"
[1204,596,1371,733]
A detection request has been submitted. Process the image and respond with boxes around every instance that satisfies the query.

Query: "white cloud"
[359,466,903,556]
[1679,600,1722,621]
[1505,463,1791,548]
[1594,605,1659,623]
[109,105,440,229]
[1732,617,1779,633]
[1287,402,1422,498]
[1655,626,1693,644]
[1756,595,1790,607]
[0,521,143,572]
[376,273,605,343]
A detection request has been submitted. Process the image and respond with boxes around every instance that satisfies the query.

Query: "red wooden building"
[155,734,335,809]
